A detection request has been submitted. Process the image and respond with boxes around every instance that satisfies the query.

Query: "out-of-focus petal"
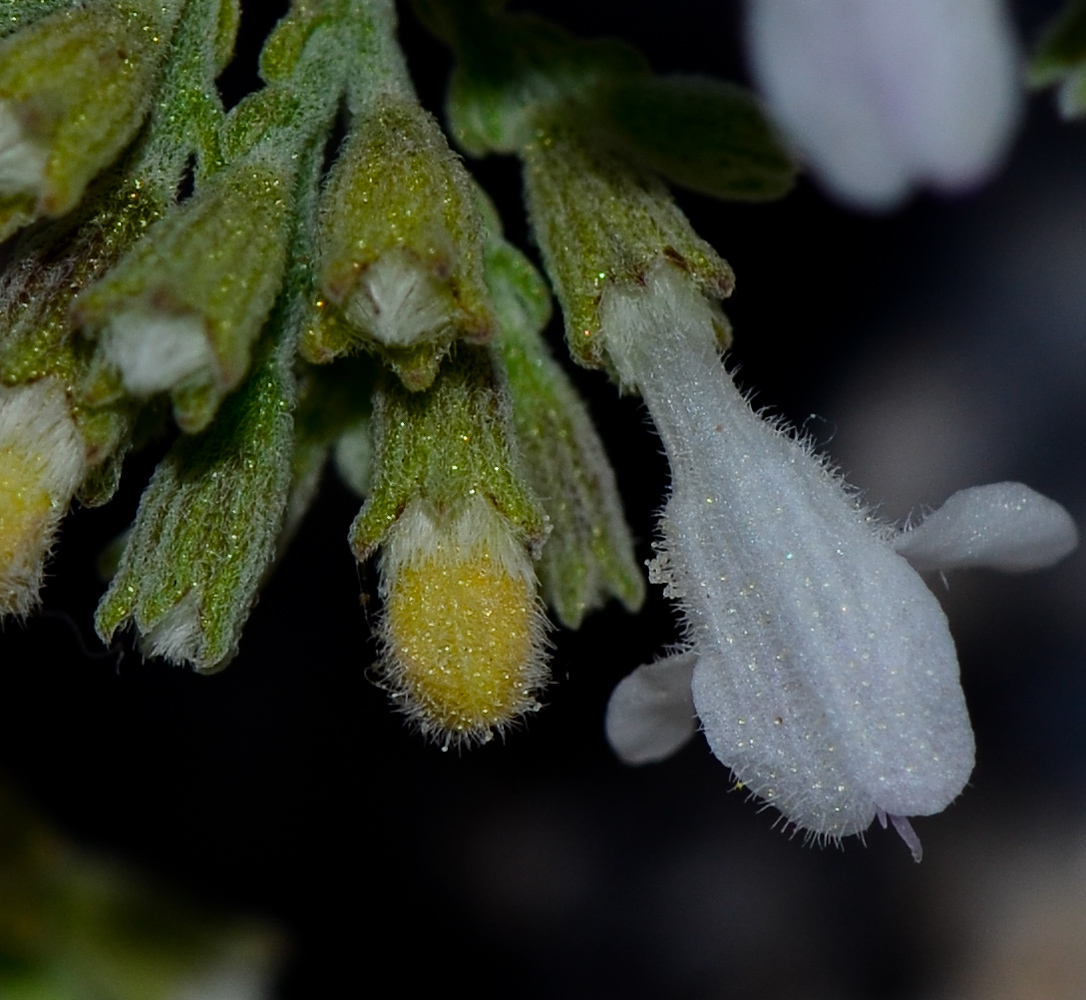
[744,0,1022,209]
[605,651,699,765]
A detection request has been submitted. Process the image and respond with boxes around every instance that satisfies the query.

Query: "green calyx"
[349,344,547,563]
[521,122,734,371]
[74,150,297,433]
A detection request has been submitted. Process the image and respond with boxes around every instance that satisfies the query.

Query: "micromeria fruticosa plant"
[0,0,1082,858]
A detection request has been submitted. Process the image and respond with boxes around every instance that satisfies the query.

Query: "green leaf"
[421,0,646,155]
[591,74,795,201]
[1031,0,1086,84]
[1030,0,1086,117]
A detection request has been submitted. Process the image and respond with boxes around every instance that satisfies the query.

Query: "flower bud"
[349,346,551,744]
[0,0,179,240]
[75,152,295,433]
[306,95,493,390]
[95,338,294,672]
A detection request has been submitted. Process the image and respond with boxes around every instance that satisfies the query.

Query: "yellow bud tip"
[379,498,550,746]
[0,380,85,618]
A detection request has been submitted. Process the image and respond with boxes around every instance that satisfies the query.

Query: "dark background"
[5,2,1086,997]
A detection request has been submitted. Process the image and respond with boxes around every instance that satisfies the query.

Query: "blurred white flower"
[743,0,1023,209]
[601,264,1078,857]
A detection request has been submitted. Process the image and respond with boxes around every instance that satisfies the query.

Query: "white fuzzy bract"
[744,0,1022,209]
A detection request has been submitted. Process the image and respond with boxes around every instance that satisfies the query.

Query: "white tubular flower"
[0,379,86,617]
[743,0,1022,209]
[601,264,1077,857]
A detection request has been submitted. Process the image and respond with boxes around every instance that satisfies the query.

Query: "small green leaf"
[592,75,796,201]
[1031,0,1086,84]
[1030,0,1086,117]
[422,0,646,155]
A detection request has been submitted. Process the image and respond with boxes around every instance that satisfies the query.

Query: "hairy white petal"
[605,651,699,765]
[602,265,974,838]
[102,309,217,396]
[894,482,1079,573]
[744,0,1021,209]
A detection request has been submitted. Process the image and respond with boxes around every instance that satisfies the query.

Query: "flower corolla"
[602,264,1078,857]
[743,0,1023,209]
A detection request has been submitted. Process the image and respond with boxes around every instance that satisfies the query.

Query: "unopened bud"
[306,95,492,390]
[0,0,179,239]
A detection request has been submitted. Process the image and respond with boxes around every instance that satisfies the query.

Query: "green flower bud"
[0,0,181,241]
[0,172,166,510]
[305,95,494,391]
[74,151,295,433]
[95,336,295,672]
[350,345,551,744]
[521,121,733,371]
[0,173,165,391]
